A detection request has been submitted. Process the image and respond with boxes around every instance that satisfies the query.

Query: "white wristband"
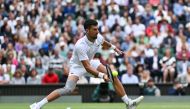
[98,72,105,79]
[111,44,116,49]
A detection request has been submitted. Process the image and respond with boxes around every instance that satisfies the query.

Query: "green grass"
[0,102,190,109]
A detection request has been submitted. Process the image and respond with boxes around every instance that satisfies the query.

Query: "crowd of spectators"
[0,0,190,85]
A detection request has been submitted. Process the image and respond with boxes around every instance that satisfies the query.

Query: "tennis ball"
[112,71,118,77]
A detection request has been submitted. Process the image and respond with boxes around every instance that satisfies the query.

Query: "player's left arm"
[102,40,123,55]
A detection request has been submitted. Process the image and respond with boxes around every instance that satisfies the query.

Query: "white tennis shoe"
[126,96,144,109]
[30,103,40,109]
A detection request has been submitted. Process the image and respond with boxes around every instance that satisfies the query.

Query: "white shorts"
[69,59,101,77]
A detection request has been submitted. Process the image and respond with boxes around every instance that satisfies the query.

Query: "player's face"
[88,25,99,39]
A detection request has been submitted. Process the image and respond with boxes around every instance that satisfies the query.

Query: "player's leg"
[46,75,79,101]
[96,64,144,109]
[30,75,79,109]
[97,64,129,101]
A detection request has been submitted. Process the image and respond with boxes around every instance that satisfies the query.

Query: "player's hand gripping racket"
[106,64,114,83]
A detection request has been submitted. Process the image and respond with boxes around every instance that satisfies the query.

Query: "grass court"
[0,102,190,109]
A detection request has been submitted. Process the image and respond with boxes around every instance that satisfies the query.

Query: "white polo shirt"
[69,34,104,76]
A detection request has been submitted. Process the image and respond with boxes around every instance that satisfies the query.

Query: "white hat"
[9,5,14,11]
[149,20,155,24]
[60,42,66,47]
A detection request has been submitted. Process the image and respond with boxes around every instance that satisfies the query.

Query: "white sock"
[121,95,130,104]
[37,98,48,107]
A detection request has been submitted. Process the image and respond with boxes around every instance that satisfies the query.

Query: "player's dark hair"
[84,19,98,30]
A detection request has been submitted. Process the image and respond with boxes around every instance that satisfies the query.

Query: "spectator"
[176,66,190,84]
[121,64,139,84]
[25,50,35,67]
[160,48,176,83]
[52,6,64,25]
[107,7,121,29]
[27,36,40,55]
[49,49,65,80]
[10,69,25,84]
[176,45,190,75]
[1,36,11,51]
[136,51,146,66]
[173,0,186,24]
[5,64,14,78]
[38,49,50,71]
[0,50,6,64]
[168,80,186,95]
[140,70,151,83]
[6,50,18,67]
[175,25,188,53]
[63,0,76,17]
[97,0,108,19]
[85,0,98,17]
[131,17,146,38]
[161,32,176,52]
[171,15,180,33]
[34,58,45,77]
[143,3,154,26]
[162,0,173,12]
[27,69,41,84]
[7,11,17,35]
[14,38,24,53]
[144,44,154,58]
[118,56,131,76]
[124,17,133,36]
[42,67,59,84]
[121,35,134,52]
[157,18,173,37]
[145,48,162,83]
[17,46,28,61]
[129,0,145,19]
[107,0,120,14]
[145,20,157,37]
[154,5,168,23]
[76,2,87,19]
[58,42,68,60]
[142,78,161,96]
[134,64,144,79]
[112,25,125,41]
[176,44,190,61]
[20,64,30,82]
[0,65,10,84]
[41,38,53,55]
[126,45,139,60]
[6,42,17,59]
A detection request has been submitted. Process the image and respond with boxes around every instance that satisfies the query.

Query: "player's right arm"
[81,60,109,82]
[75,45,109,82]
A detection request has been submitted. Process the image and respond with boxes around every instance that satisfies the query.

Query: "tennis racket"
[106,64,114,83]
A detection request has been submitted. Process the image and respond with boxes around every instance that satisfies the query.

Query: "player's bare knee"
[56,80,76,95]
[56,87,74,95]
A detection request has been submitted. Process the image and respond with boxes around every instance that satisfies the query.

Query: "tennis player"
[30,19,143,109]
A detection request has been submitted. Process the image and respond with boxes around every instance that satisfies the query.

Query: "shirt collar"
[84,35,95,45]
